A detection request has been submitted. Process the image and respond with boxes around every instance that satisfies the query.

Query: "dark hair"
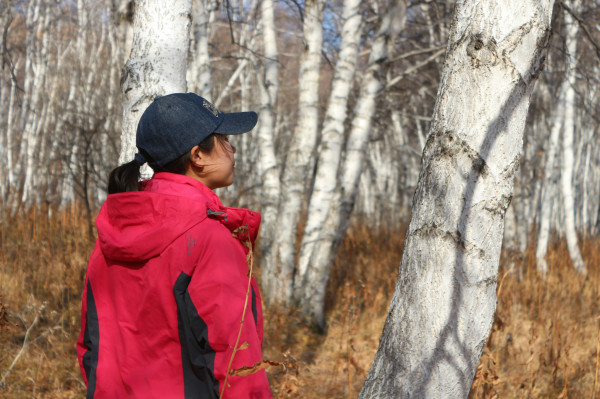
[107,133,229,194]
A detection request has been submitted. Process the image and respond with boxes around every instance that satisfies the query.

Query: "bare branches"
[386,47,445,89]
[390,44,446,62]
[560,1,600,61]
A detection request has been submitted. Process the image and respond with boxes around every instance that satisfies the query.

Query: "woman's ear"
[189,145,203,167]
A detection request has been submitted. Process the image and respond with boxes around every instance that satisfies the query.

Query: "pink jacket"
[77,172,272,398]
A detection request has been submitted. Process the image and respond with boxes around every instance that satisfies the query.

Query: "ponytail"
[108,160,142,194]
[107,133,219,194]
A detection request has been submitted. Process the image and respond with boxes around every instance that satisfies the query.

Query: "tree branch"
[386,47,445,89]
[560,1,600,61]
[0,311,41,388]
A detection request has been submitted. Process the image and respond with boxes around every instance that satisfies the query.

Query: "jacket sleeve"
[182,222,272,399]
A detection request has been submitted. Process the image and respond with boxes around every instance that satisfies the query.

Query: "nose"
[231,145,237,154]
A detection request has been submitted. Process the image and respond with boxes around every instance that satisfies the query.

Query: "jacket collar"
[143,173,261,248]
[147,172,223,208]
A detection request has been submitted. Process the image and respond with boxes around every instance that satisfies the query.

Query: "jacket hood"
[96,173,261,262]
[96,192,209,262]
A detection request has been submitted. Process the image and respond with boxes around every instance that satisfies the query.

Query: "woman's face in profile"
[194,135,237,190]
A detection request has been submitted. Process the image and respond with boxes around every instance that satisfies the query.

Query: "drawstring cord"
[207,209,228,222]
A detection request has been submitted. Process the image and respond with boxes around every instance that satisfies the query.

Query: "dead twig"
[0,304,44,389]
[220,226,255,399]
[386,48,446,89]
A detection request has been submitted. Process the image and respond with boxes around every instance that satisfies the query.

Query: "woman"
[77,93,272,398]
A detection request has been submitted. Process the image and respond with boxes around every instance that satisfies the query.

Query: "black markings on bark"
[466,34,498,67]
[424,130,490,178]
[411,224,486,259]
[501,155,521,180]
[483,194,512,216]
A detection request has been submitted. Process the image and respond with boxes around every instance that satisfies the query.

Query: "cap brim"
[214,111,258,135]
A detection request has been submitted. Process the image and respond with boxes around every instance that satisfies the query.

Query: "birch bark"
[58,0,87,208]
[254,0,281,273]
[580,127,592,235]
[261,0,325,304]
[4,61,18,203]
[119,0,192,165]
[359,0,554,396]
[98,2,121,204]
[560,0,586,275]
[20,0,50,208]
[294,0,406,327]
[535,91,564,275]
[295,0,362,267]
[187,0,215,98]
[261,0,279,106]
[112,0,134,62]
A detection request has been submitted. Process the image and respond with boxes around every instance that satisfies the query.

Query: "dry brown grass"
[470,237,600,398]
[0,206,91,397]
[1,207,599,398]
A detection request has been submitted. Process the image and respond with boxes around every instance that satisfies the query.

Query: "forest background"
[1,0,600,397]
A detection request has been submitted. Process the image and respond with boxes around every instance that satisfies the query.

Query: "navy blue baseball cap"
[134,93,258,167]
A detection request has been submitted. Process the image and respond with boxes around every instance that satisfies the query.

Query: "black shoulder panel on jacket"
[173,272,220,399]
[83,280,99,399]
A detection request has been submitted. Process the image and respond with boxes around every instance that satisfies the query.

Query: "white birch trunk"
[0,6,10,203]
[254,0,281,274]
[12,0,37,210]
[58,0,87,209]
[588,63,600,236]
[261,0,325,304]
[292,0,363,320]
[581,127,591,235]
[261,0,279,106]
[4,62,19,202]
[214,58,249,108]
[120,0,192,166]
[112,0,134,62]
[187,0,215,98]
[360,0,554,396]
[30,99,51,206]
[514,178,530,257]
[213,0,257,109]
[98,3,121,205]
[535,92,565,275]
[105,9,120,139]
[560,0,586,275]
[502,199,517,270]
[340,0,406,206]
[20,0,50,207]
[294,0,405,327]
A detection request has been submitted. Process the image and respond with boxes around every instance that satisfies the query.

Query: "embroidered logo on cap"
[203,99,219,117]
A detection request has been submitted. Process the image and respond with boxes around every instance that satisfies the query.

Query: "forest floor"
[0,206,598,398]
